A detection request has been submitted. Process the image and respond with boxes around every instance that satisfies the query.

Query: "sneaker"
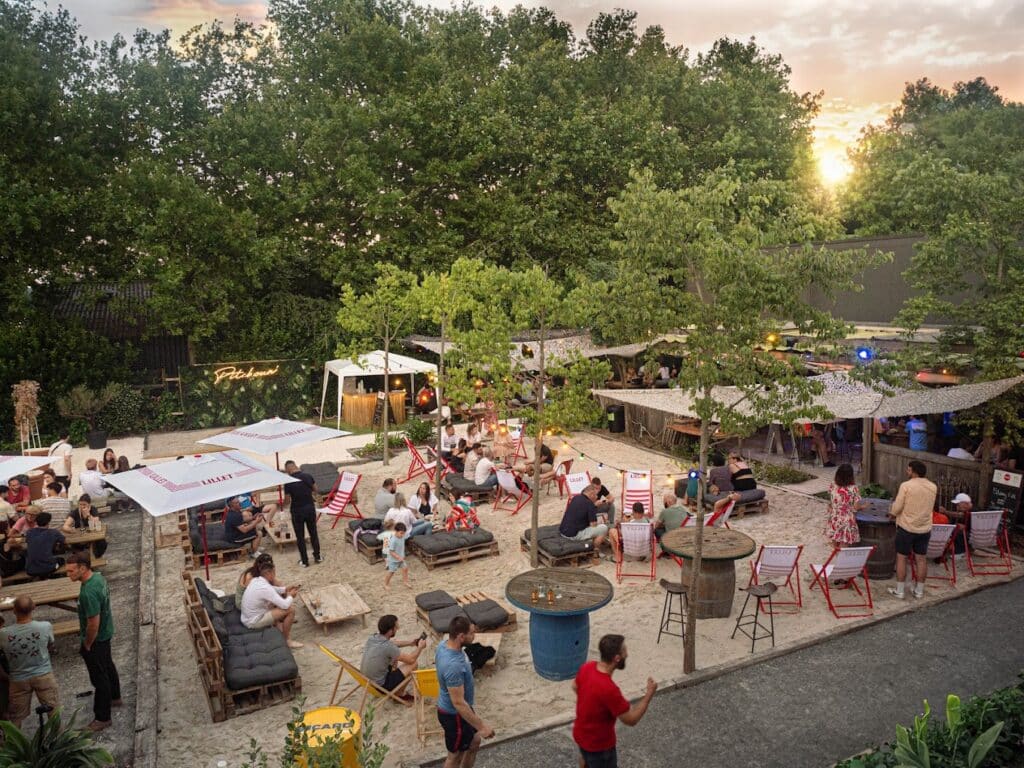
[87,720,112,733]
[886,587,905,599]
[286,640,305,649]
[298,561,309,568]
[314,556,323,564]
[913,587,925,599]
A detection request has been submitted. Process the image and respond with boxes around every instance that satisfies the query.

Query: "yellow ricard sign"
[213,364,281,386]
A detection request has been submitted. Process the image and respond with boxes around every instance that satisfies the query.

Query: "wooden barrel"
[680,559,736,619]
[856,510,896,580]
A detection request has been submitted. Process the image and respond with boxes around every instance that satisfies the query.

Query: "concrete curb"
[133,514,159,768]
[411,569,1023,767]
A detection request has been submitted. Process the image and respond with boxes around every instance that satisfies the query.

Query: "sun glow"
[816,149,853,188]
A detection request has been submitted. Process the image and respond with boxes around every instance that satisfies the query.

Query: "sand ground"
[138,428,1021,767]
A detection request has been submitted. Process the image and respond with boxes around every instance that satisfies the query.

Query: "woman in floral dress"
[825,463,866,548]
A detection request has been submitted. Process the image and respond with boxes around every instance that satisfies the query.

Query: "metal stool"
[657,578,688,643]
[731,582,777,652]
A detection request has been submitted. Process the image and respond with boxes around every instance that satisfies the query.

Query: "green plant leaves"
[966,722,1004,768]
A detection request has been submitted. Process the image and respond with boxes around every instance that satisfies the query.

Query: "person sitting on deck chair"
[360,614,426,701]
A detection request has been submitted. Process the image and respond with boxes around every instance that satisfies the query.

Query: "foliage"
[181,360,311,429]
[57,385,116,431]
[403,417,435,446]
[0,708,114,767]
[860,483,892,500]
[354,431,406,458]
[750,461,815,486]
[147,390,185,432]
[835,675,1024,768]
[96,383,145,436]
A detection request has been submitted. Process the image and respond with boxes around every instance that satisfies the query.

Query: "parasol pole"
[199,509,211,580]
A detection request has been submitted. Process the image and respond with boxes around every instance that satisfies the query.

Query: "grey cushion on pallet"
[300,462,340,493]
[349,518,382,532]
[223,629,300,690]
[410,529,494,556]
[704,488,766,507]
[428,604,470,634]
[188,520,243,554]
[415,590,457,612]
[521,525,593,556]
[463,599,507,631]
[444,475,492,495]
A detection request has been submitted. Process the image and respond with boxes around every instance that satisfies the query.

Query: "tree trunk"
[683,397,710,674]
[435,319,447,497]
[382,328,391,466]
[530,320,546,568]
[979,415,994,508]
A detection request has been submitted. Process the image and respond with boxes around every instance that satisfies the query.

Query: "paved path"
[424,578,1024,768]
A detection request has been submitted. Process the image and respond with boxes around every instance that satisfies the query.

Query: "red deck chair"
[621,470,653,517]
[509,426,528,461]
[615,520,657,583]
[808,546,875,619]
[562,472,592,508]
[424,446,454,482]
[494,469,532,516]
[963,510,1012,576]
[748,544,803,613]
[398,437,437,485]
[681,499,736,530]
[910,523,959,586]
[316,471,363,528]
[545,458,574,497]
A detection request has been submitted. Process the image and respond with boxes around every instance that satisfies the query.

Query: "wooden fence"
[870,443,985,507]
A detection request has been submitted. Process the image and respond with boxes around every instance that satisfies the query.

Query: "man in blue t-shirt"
[906,416,928,452]
[0,596,58,728]
[436,616,493,766]
[558,485,608,548]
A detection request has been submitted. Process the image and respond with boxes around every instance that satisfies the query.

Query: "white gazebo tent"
[103,451,297,578]
[319,352,437,429]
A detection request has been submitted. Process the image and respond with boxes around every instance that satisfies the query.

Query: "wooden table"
[856,498,895,580]
[505,568,613,681]
[0,580,80,611]
[300,583,371,635]
[661,528,756,619]
[64,524,107,555]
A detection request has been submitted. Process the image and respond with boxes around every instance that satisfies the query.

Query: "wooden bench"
[342,527,384,565]
[519,532,596,569]
[409,539,500,571]
[52,619,79,637]
[416,591,517,640]
[182,572,302,722]
[2,557,108,586]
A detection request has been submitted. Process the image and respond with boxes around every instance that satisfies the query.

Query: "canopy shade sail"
[0,455,60,479]
[102,451,297,517]
[319,351,437,429]
[593,373,1024,425]
[197,417,350,456]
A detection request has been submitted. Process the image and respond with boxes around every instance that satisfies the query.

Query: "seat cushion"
[222,629,299,690]
[349,518,382,532]
[411,529,493,555]
[521,525,562,543]
[415,590,457,612]
[704,489,765,507]
[301,462,340,493]
[445,475,491,494]
[462,599,507,630]
[522,528,593,556]
[428,604,470,634]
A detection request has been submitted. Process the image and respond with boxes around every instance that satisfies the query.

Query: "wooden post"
[861,417,874,486]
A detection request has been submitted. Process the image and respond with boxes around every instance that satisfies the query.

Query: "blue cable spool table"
[505,567,614,681]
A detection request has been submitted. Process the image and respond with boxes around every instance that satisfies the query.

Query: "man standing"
[47,433,73,491]
[374,478,397,519]
[888,460,937,599]
[559,485,608,549]
[0,596,59,728]
[573,634,656,768]
[360,614,426,698]
[283,460,321,568]
[436,616,494,767]
[906,415,929,452]
[66,552,121,732]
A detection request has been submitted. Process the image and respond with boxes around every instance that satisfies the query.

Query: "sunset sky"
[40,0,1024,186]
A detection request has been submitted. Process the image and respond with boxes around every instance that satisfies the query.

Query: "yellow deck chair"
[318,644,414,715]
[412,668,444,745]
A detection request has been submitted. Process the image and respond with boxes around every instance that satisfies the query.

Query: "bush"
[403,417,435,446]
[860,483,892,500]
[97,384,145,436]
[751,460,815,485]
[354,431,406,458]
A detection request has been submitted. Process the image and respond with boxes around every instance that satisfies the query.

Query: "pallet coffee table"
[300,583,371,635]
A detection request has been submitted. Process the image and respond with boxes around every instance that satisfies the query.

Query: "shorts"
[244,610,277,630]
[571,524,609,542]
[381,668,406,691]
[386,559,407,572]
[580,747,618,768]
[438,710,478,753]
[895,527,931,556]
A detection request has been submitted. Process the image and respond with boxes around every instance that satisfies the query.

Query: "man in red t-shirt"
[572,634,657,768]
[5,478,31,513]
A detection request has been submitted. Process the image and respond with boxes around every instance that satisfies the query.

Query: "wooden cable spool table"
[660,527,756,619]
[505,567,613,681]
[856,498,896,580]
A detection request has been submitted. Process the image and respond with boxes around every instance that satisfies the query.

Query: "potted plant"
[0,708,114,766]
[58,384,116,449]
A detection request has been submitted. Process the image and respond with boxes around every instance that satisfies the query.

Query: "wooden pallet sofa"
[408,529,499,570]
[181,501,250,570]
[343,519,385,564]
[440,474,494,504]
[182,572,301,722]
[520,525,596,567]
[415,590,516,639]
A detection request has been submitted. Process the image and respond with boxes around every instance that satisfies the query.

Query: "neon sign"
[213,365,281,386]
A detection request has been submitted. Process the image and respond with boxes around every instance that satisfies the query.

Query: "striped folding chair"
[509,426,528,461]
[748,544,804,613]
[316,471,362,528]
[621,470,653,517]
[398,437,437,485]
[809,546,876,619]
[911,523,959,586]
[494,469,532,516]
[615,520,657,583]
[545,458,574,497]
[964,510,1012,576]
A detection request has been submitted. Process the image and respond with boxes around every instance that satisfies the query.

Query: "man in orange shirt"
[887,460,937,599]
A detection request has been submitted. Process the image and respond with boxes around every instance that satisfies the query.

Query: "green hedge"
[181,359,311,429]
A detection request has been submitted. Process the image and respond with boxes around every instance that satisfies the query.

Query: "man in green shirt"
[66,552,121,731]
[654,493,689,541]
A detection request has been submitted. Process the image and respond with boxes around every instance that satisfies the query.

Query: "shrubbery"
[97,384,145,436]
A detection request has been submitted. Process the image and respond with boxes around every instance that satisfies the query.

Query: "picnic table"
[506,567,613,681]
[0,580,81,636]
[661,527,756,619]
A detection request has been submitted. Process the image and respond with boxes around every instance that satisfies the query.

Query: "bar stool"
[657,578,688,644]
[731,582,777,653]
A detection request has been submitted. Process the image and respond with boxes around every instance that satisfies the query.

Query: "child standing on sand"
[384,522,410,590]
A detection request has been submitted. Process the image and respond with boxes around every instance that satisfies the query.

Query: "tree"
[337,263,419,465]
[588,167,881,672]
